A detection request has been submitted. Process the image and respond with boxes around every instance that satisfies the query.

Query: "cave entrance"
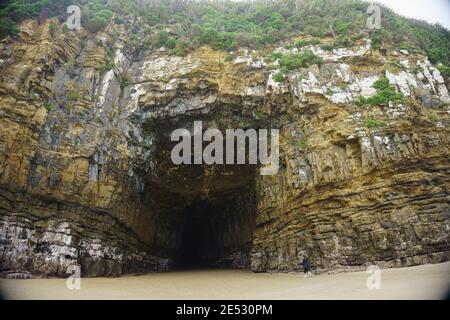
[176,201,216,269]
[142,117,260,270]
[174,186,256,270]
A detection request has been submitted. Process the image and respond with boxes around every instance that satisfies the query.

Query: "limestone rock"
[0,19,449,277]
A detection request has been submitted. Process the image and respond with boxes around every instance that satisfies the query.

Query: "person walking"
[302,256,312,278]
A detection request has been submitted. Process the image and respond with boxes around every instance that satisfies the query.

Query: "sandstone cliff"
[0,16,449,277]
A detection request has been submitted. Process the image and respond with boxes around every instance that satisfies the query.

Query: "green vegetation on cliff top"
[0,0,449,68]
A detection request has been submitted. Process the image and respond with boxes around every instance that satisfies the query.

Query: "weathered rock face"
[0,19,449,277]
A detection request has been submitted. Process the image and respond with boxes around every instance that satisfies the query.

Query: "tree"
[0,17,20,39]
[85,8,113,33]
[265,12,286,30]
[153,30,169,48]
[199,27,220,45]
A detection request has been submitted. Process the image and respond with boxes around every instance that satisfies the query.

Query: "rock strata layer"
[0,19,449,277]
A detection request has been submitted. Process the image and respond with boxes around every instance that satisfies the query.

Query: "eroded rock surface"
[0,19,449,276]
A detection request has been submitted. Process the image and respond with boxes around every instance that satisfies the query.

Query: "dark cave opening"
[142,117,260,270]
[173,187,257,270]
[176,201,217,269]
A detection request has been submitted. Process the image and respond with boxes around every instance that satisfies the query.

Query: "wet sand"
[1,262,449,300]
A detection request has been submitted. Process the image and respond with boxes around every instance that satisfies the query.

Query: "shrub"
[437,102,449,109]
[336,35,354,47]
[366,77,405,106]
[370,31,382,49]
[366,88,404,106]
[44,101,53,112]
[273,72,285,83]
[129,34,140,50]
[295,38,320,49]
[355,96,367,107]
[70,90,79,101]
[173,40,190,57]
[321,43,335,51]
[49,22,57,36]
[335,20,349,36]
[411,66,420,75]
[372,77,390,91]
[255,111,267,120]
[427,47,448,65]
[145,11,159,26]
[199,27,220,46]
[277,50,323,71]
[295,40,307,48]
[153,30,169,48]
[265,12,286,30]
[165,37,177,49]
[119,74,131,97]
[365,118,387,129]
[0,17,20,39]
[114,16,124,25]
[308,38,321,46]
[225,53,236,62]
[325,88,334,95]
[99,51,115,74]
[86,9,113,33]
[233,33,258,49]
[437,64,450,78]
[99,61,114,74]
[428,113,439,123]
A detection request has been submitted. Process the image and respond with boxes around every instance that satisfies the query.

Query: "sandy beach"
[1,262,449,300]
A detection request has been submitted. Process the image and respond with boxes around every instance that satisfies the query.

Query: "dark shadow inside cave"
[173,186,257,269]
[176,201,216,269]
[141,117,261,270]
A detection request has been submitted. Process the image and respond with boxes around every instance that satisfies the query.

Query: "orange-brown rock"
[0,18,448,277]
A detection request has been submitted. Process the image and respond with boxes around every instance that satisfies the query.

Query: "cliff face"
[0,18,449,277]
